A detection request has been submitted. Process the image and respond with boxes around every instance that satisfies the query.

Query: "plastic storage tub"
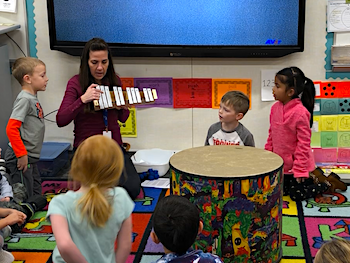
[131,148,175,176]
[37,142,71,177]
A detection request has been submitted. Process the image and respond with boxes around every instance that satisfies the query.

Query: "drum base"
[171,167,283,263]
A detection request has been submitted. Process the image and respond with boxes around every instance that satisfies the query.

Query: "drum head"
[170,145,283,178]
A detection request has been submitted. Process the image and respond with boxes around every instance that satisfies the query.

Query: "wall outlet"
[0,0,17,13]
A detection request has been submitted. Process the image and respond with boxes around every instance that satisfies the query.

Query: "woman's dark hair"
[79,38,121,112]
[276,66,315,127]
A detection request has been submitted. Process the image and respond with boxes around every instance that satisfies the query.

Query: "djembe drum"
[170,145,283,263]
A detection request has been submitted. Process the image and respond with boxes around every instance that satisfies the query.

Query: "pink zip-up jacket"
[265,98,315,178]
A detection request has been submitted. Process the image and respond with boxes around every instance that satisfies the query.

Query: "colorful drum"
[170,145,283,263]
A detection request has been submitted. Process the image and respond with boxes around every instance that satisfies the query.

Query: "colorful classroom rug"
[5,179,350,263]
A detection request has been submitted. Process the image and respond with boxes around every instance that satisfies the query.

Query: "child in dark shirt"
[151,195,223,263]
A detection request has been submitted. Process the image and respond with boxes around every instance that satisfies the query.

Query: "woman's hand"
[80,84,103,104]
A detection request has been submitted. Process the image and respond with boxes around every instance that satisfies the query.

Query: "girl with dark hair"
[265,67,346,201]
[56,38,141,200]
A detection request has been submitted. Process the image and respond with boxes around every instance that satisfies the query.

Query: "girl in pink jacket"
[265,67,346,201]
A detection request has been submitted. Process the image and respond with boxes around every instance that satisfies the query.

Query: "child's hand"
[0,197,10,202]
[6,210,26,226]
[0,148,2,158]
[17,155,28,173]
[296,178,305,183]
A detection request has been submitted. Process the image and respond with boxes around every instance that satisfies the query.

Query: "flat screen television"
[47,0,306,58]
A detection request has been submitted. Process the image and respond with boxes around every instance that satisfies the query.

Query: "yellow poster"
[212,79,252,109]
[119,108,137,137]
[321,115,338,131]
[338,115,350,131]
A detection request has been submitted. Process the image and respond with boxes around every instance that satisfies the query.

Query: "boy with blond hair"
[205,90,254,146]
[4,57,48,198]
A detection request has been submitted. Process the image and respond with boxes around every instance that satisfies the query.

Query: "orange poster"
[120,77,134,89]
[212,79,252,109]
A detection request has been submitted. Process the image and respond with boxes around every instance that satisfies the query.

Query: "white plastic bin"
[131,149,175,176]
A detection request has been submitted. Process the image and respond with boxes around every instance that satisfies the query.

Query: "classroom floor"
[4,150,350,263]
[5,179,350,263]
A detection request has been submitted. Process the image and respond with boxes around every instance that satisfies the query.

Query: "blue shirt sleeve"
[46,194,67,222]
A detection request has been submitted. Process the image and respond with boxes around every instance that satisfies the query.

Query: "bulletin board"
[311,81,350,165]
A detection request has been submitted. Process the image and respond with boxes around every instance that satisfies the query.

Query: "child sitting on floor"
[47,135,134,263]
[0,207,26,263]
[151,195,223,263]
[0,149,47,233]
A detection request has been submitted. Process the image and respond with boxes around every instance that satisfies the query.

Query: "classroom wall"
[3,0,331,151]
[0,0,28,97]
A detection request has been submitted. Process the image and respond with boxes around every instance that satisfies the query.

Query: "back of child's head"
[70,135,124,227]
[12,57,45,85]
[314,239,350,263]
[221,91,250,115]
[152,195,200,254]
[276,67,315,127]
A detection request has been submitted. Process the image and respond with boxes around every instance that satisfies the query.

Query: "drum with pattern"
[170,145,284,263]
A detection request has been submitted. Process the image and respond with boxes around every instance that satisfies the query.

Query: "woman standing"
[57,38,140,200]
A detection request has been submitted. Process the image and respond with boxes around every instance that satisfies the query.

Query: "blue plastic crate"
[38,142,71,177]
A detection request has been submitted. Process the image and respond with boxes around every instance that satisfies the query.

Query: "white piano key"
[118,87,125,105]
[113,86,121,106]
[130,88,138,104]
[143,88,150,102]
[152,89,158,100]
[135,88,142,103]
[104,86,113,108]
[100,86,109,108]
[147,88,154,102]
[126,87,134,104]
[96,86,105,109]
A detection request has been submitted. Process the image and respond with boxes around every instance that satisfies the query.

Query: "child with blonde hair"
[47,135,134,263]
[5,57,48,198]
[314,239,350,263]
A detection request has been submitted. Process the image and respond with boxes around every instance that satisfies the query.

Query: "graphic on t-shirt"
[209,130,244,146]
[212,137,241,146]
[36,102,44,119]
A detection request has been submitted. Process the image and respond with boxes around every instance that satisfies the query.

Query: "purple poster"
[134,78,173,108]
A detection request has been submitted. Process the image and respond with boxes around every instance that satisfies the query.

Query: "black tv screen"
[47,0,306,58]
